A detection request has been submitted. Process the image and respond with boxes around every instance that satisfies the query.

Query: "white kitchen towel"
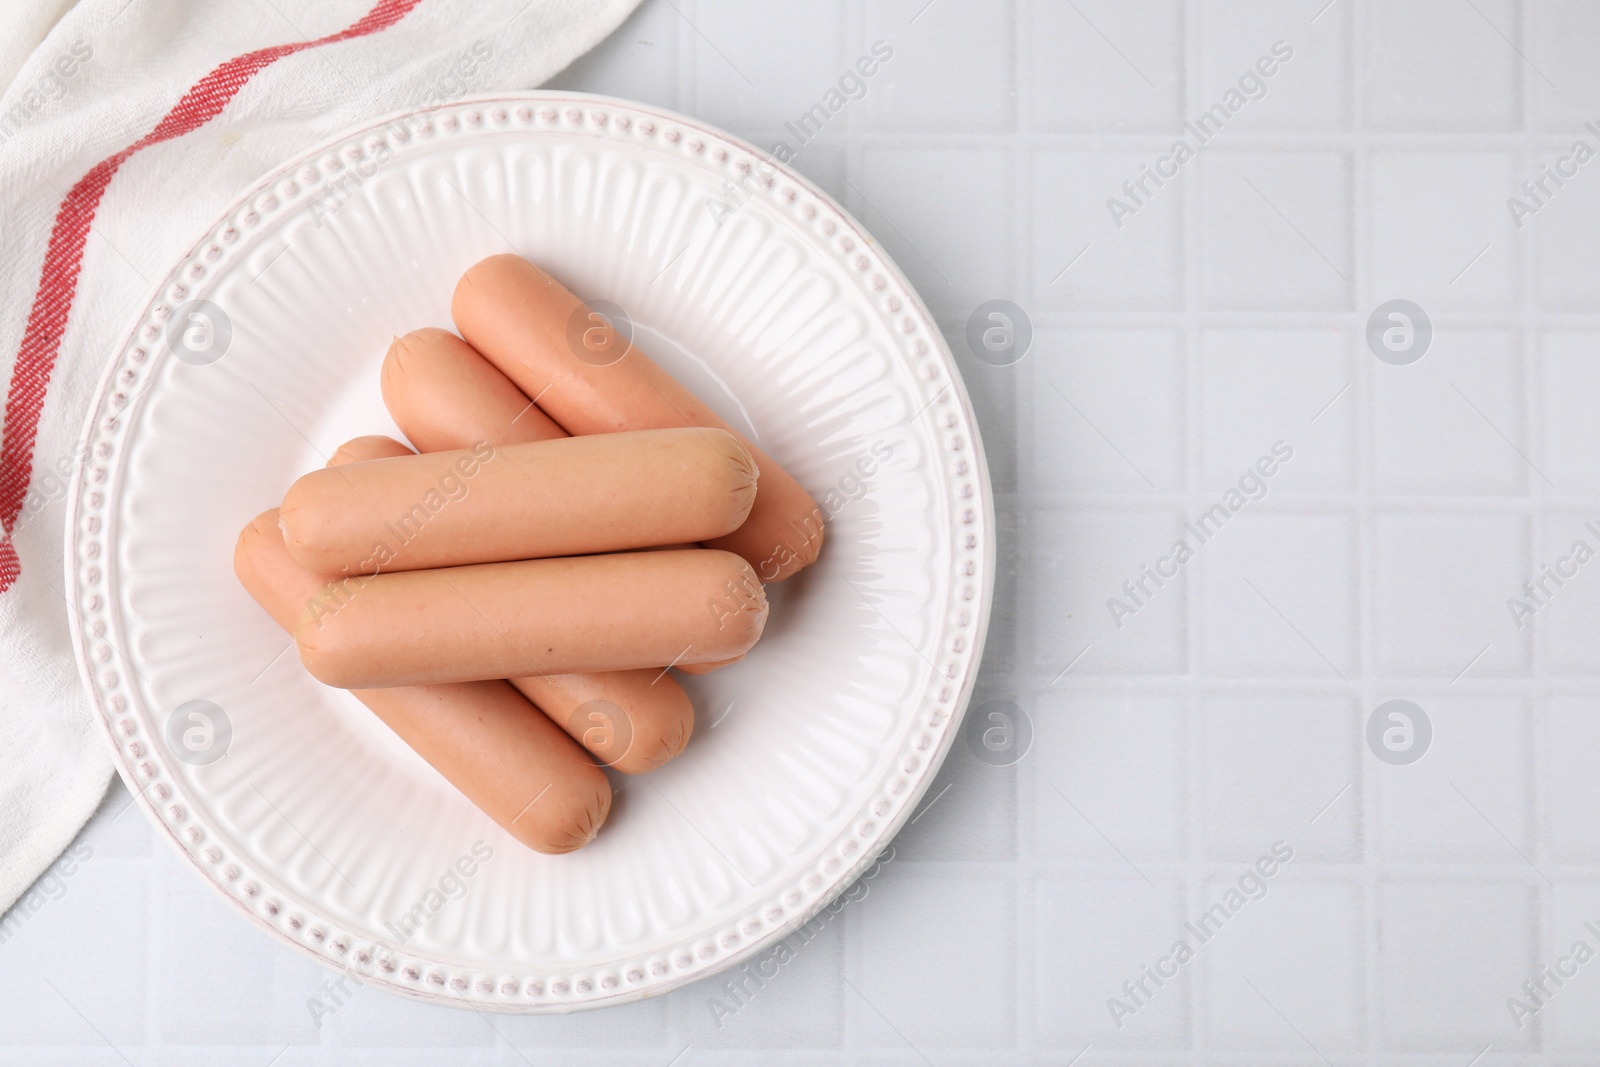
[0,0,79,98]
[0,0,643,918]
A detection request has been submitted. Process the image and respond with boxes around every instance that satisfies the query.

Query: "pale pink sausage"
[510,671,692,774]
[280,429,758,575]
[295,549,767,688]
[379,329,743,673]
[381,327,566,452]
[451,254,827,582]
[675,653,742,675]
[233,509,610,854]
[324,434,696,775]
[328,434,413,466]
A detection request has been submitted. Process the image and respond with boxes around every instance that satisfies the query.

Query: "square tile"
[1205,880,1364,1050]
[689,0,844,135]
[1201,328,1356,492]
[680,915,846,1047]
[545,0,682,110]
[946,323,1021,494]
[1547,697,1600,864]
[889,725,1018,863]
[1032,876,1190,1047]
[1540,331,1600,492]
[780,142,845,207]
[1197,0,1349,131]
[155,875,324,1045]
[498,983,672,1049]
[1372,512,1530,678]
[985,499,1025,669]
[75,782,153,860]
[322,970,497,1047]
[1029,0,1184,132]
[1025,508,1189,676]
[0,857,147,1045]
[1363,0,1521,131]
[1376,697,1533,865]
[1377,882,1537,1050]
[1032,689,1187,862]
[1032,150,1183,311]
[857,0,1015,132]
[856,147,1013,325]
[1547,883,1600,1048]
[850,869,1017,1048]
[1026,329,1185,493]
[1369,151,1520,312]
[1373,329,1527,496]
[1529,1,1600,132]
[1200,513,1357,681]
[1200,151,1352,310]
[1532,146,1600,310]
[1534,515,1600,676]
[1202,693,1360,861]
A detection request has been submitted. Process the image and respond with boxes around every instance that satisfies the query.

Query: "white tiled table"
[8,0,1600,1062]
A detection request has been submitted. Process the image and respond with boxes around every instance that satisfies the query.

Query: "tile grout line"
[732,130,1586,147]
[148,801,162,1061]
[1011,0,1032,1059]
[982,492,1597,511]
[1180,0,1206,1054]
[1516,0,1553,1058]
[1011,0,1036,1055]
[972,309,1600,325]
[1348,0,1383,1058]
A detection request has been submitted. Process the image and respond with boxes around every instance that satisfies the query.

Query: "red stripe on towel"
[0,0,424,593]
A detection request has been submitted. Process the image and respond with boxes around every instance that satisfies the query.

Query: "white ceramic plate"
[65,92,993,1011]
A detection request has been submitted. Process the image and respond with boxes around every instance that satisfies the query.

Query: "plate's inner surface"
[110,123,953,971]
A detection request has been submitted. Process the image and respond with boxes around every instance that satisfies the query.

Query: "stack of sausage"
[234,255,826,854]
